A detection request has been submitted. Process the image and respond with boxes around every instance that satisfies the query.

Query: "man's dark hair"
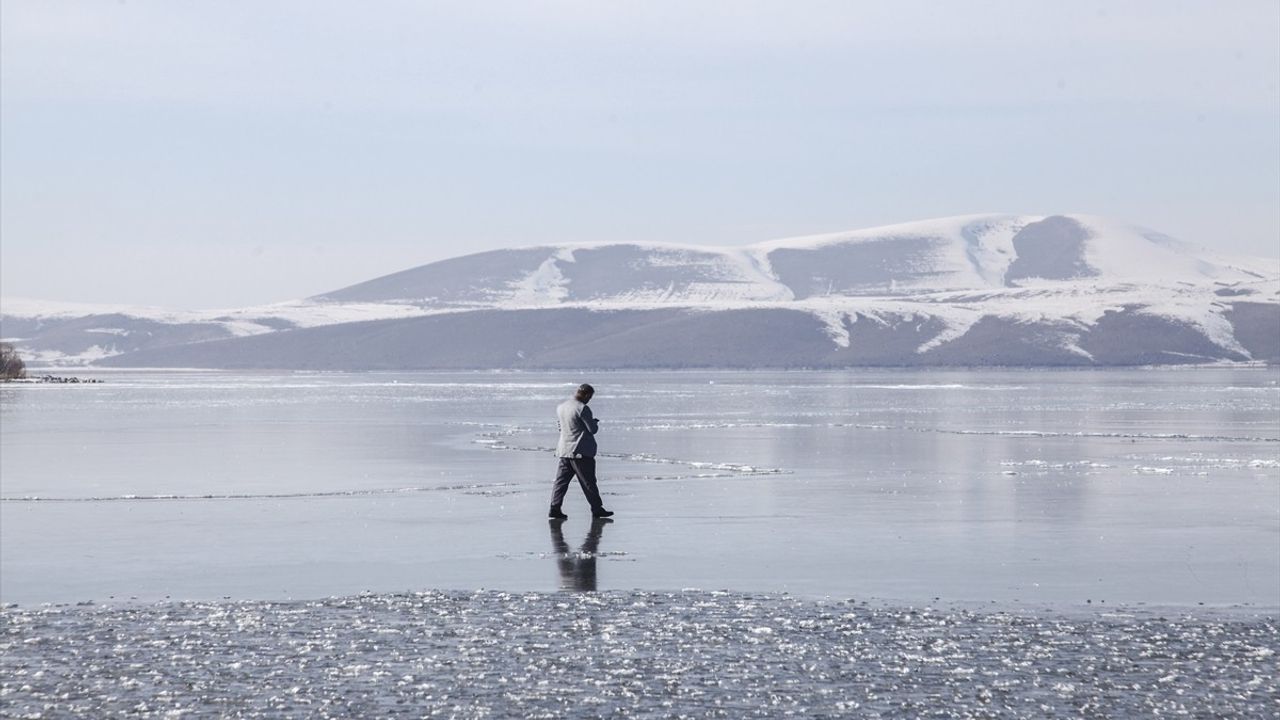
[575,383,595,402]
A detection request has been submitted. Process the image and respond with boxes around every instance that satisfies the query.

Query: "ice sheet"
[2,368,1277,607]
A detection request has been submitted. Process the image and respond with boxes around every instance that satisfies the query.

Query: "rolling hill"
[4,214,1277,369]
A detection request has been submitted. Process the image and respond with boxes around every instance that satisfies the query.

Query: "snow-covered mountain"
[4,214,1277,368]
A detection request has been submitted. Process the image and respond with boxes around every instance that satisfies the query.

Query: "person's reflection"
[548,517,612,591]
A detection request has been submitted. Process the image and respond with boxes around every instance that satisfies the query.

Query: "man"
[550,383,614,520]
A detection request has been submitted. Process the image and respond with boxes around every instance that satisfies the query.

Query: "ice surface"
[2,368,1277,610]
[3,369,1277,716]
[2,591,1276,718]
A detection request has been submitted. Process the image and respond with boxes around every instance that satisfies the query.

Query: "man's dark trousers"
[552,456,605,511]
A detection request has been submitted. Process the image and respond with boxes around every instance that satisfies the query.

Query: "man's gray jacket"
[556,398,599,458]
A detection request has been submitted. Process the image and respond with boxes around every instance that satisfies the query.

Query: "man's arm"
[580,404,599,435]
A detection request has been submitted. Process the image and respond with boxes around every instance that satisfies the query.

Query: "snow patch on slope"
[20,345,117,367]
[1138,298,1252,358]
[1073,215,1272,285]
[915,310,984,354]
[754,214,1023,251]
[959,217,1028,286]
[806,307,851,348]
[506,250,571,306]
[1,298,199,322]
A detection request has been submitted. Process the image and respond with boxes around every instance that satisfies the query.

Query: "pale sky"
[2,1,1278,309]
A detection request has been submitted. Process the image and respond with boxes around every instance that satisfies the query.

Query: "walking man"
[550,383,614,520]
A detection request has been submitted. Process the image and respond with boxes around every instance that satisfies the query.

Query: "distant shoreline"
[2,374,102,384]
[17,362,1280,373]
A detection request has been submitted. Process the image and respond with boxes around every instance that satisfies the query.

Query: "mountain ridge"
[3,214,1277,368]
[313,213,1274,308]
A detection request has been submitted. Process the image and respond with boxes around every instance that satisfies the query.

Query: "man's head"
[574,383,595,403]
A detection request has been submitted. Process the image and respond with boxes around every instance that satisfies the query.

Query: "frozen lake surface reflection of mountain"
[1,368,1277,607]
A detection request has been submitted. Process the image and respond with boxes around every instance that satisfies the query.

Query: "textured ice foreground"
[3,590,1277,719]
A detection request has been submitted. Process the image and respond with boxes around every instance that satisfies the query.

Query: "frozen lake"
[5,591,1277,718]
[2,368,1278,608]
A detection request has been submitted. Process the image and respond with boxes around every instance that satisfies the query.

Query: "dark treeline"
[1,343,26,380]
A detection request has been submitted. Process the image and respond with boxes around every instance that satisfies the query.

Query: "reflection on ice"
[549,518,613,592]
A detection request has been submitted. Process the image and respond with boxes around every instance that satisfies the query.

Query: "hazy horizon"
[3,2,1278,310]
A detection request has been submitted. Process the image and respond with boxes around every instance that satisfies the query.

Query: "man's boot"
[592,508,614,518]
[548,505,568,520]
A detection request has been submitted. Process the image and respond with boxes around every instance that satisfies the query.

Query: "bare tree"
[0,343,27,380]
